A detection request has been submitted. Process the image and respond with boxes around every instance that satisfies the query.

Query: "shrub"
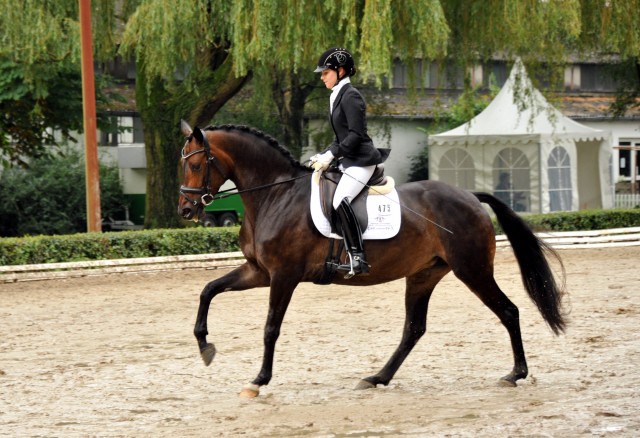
[0,227,240,265]
[0,147,127,237]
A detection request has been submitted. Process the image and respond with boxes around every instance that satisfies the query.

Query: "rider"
[311,47,390,277]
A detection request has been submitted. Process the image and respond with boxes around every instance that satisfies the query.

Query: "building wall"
[579,119,640,183]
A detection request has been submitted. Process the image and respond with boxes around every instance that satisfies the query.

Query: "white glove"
[311,150,334,171]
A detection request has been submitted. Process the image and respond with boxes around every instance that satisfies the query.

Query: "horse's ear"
[192,126,203,144]
[181,119,192,137]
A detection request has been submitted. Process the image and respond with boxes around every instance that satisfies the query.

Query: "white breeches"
[333,164,376,209]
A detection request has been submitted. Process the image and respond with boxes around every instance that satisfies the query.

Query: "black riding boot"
[335,199,369,278]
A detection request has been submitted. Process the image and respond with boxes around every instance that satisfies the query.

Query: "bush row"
[0,227,240,266]
[2,209,639,266]
[491,208,640,233]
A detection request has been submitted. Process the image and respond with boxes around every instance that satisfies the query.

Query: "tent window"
[493,148,531,212]
[548,146,572,212]
[438,148,475,190]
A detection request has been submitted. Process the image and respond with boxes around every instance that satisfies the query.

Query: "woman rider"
[311,47,390,277]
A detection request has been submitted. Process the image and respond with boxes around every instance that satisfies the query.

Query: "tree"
[119,1,252,228]
[228,0,450,158]
[5,0,639,229]
[576,0,640,116]
[116,0,451,226]
[0,1,122,167]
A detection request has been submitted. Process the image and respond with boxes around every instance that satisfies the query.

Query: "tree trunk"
[271,70,315,160]
[136,74,183,229]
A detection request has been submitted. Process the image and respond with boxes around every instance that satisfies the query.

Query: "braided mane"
[203,124,308,170]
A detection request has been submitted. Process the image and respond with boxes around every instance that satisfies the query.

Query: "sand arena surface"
[1,246,639,437]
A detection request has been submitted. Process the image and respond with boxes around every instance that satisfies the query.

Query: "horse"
[177,121,567,398]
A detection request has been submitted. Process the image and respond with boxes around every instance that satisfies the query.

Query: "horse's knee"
[200,283,219,302]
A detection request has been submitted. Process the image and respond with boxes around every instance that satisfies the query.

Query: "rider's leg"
[333,165,375,277]
[336,199,369,276]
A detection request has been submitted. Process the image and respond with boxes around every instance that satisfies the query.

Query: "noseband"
[180,129,228,207]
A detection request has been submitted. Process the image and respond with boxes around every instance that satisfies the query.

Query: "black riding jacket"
[326,83,390,168]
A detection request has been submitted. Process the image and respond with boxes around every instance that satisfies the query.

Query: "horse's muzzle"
[178,203,205,222]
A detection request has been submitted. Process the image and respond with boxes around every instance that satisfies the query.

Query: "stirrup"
[338,252,369,279]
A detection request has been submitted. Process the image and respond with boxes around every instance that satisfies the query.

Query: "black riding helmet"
[313,47,357,78]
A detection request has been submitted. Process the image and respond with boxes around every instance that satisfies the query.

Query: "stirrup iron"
[343,253,356,279]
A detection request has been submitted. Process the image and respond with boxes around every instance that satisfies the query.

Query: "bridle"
[180,129,228,207]
[180,128,314,209]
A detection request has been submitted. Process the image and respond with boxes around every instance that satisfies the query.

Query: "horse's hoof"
[354,379,376,390]
[498,377,517,387]
[238,383,260,398]
[200,344,216,366]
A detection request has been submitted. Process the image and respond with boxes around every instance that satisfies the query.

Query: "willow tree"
[227,0,449,158]
[576,0,640,116]
[118,0,449,226]
[6,1,638,228]
[117,1,251,228]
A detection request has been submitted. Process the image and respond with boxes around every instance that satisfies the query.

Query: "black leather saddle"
[319,165,387,234]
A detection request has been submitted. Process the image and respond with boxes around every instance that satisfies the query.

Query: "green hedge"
[2,208,640,266]
[0,227,240,266]
[492,208,640,234]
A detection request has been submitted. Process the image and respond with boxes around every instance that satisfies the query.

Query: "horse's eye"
[190,163,201,172]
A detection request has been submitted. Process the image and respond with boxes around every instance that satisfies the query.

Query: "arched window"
[438,148,475,190]
[493,148,531,212]
[548,146,572,211]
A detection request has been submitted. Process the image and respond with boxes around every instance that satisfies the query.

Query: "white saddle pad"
[310,170,401,240]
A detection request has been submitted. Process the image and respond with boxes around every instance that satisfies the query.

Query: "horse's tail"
[474,192,568,335]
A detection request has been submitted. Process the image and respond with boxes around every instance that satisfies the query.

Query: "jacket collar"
[330,79,351,114]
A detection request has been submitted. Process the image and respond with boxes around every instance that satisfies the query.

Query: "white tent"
[428,60,613,213]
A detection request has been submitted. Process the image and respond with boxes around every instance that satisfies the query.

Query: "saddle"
[319,165,392,234]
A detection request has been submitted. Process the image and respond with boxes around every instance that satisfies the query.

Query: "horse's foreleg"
[239,273,298,398]
[357,272,439,389]
[194,262,268,366]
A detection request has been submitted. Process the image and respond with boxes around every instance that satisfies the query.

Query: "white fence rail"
[2,228,640,283]
[0,252,245,283]
[615,194,640,208]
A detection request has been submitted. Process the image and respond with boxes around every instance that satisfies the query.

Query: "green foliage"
[490,208,640,234]
[0,61,122,167]
[0,148,126,237]
[523,208,640,232]
[210,86,284,141]
[0,227,240,265]
[0,0,126,167]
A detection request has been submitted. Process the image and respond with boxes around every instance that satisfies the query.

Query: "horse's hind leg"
[194,262,269,366]
[456,272,528,386]
[356,267,448,389]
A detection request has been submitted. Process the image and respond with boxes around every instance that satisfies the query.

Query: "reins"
[181,130,312,206]
[211,173,312,201]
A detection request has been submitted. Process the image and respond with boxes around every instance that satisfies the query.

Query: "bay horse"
[177,121,567,398]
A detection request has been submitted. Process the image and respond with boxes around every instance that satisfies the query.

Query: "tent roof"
[430,60,608,145]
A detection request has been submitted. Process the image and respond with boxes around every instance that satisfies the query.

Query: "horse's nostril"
[182,208,192,218]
